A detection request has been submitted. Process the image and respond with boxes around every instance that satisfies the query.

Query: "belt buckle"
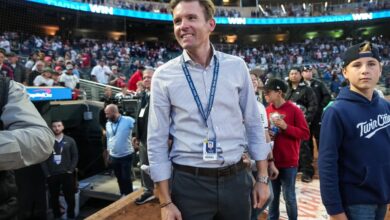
[218,167,231,177]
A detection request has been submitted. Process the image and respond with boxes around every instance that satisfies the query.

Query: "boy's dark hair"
[264,78,288,93]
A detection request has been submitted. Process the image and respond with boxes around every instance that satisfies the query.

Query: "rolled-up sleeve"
[238,61,270,160]
[147,71,172,182]
[0,81,54,171]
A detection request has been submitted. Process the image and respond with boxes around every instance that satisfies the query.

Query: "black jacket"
[27,70,41,86]
[307,78,331,125]
[286,80,318,124]
[135,91,150,143]
[0,171,18,219]
[9,63,26,84]
[42,135,79,177]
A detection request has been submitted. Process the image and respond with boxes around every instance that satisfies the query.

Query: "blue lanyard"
[181,55,219,128]
[54,140,64,155]
[111,116,122,136]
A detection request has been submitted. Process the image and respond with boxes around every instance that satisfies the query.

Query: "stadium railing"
[79,79,121,101]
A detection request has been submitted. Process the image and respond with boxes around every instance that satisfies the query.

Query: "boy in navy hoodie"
[319,41,390,220]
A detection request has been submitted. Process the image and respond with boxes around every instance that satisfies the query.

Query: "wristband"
[160,201,172,208]
[268,158,274,162]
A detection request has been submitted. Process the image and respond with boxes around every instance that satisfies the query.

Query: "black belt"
[172,160,246,178]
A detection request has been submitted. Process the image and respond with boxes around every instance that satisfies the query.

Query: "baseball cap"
[42,67,55,74]
[264,78,288,93]
[342,41,381,67]
[111,65,118,70]
[302,65,312,71]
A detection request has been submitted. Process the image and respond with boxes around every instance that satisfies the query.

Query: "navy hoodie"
[318,87,390,215]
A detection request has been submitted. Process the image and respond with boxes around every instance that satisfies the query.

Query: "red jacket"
[127,70,142,91]
[266,101,310,168]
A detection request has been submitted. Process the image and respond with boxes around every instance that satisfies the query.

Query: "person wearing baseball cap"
[285,67,318,183]
[7,51,26,84]
[60,64,79,89]
[44,56,52,68]
[263,78,310,220]
[33,67,54,86]
[301,63,331,181]
[319,41,390,220]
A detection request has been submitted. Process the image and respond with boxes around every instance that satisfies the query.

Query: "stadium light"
[303,3,306,10]
[258,4,265,14]
[347,0,351,3]
[325,1,328,8]
[281,4,286,14]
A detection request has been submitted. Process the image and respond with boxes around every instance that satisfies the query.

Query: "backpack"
[0,77,18,220]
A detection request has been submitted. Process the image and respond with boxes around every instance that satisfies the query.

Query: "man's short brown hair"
[169,0,216,21]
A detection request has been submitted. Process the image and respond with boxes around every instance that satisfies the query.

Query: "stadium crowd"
[75,0,390,18]
[0,31,389,97]
[251,0,390,18]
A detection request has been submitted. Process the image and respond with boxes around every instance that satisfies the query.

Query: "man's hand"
[274,118,288,130]
[241,153,251,168]
[330,213,348,220]
[252,182,270,209]
[161,203,182,220]
[268,162,279,180]
[268,130,276,141]
[132,137,140,151]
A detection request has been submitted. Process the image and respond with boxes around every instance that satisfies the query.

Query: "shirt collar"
[55,134,64,143]
[182,44,217,68]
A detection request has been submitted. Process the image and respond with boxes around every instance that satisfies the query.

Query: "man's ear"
[208,18,216,32]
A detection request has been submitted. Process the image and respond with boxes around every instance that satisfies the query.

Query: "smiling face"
[172,1,215,54]
[343,57,382,97]
[250,73,259,91]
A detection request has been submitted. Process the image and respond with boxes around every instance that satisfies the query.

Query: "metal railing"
[79,79,121,101]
